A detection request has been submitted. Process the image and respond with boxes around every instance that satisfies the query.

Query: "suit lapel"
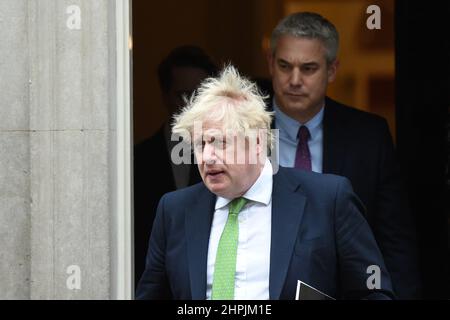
[185,186,216,299]
[322,98,347,174]
[269,169,307,299]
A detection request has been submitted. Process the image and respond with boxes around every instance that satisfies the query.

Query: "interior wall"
[0,0,119,299]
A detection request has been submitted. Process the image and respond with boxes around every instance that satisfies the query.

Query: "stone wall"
[0,0,129,299]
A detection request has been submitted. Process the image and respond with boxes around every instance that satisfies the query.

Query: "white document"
[295,280,335,300]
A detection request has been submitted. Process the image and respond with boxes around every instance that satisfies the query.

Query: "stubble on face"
[269,36,337,123]
[194,121,265,199]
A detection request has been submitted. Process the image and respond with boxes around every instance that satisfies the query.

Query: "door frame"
[111,0,133,300]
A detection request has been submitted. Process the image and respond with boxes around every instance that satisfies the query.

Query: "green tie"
[211,197,248,300]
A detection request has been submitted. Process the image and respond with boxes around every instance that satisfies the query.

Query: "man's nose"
[289,68,303,87]
[202,143,217,164]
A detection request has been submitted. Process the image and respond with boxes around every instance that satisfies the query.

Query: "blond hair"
[172,65,274,150]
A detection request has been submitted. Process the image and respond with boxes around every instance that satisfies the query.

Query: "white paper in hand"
[295,280,335,300]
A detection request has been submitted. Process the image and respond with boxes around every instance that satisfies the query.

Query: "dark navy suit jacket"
[270,96,421,299]
[136,166,394,300]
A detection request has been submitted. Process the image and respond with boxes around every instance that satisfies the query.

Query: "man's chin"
[205,182,225,192]
[278,98,306,110]
[286,98,308,108]
[207,182,234,197]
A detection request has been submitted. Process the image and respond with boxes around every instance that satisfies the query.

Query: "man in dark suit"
[136,65,394,300]
[267,12,420,298]
[134,46,218,285]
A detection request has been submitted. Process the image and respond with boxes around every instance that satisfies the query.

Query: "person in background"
[134,45,218,285]
[267,12,420,298]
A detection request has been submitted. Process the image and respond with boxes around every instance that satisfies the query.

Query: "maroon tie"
[294,126,311,171]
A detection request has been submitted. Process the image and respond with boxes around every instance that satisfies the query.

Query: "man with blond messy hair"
[136,65,394,300]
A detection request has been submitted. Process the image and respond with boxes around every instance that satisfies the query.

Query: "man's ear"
[256,130,268,163]
[327,59,339,83]
[256,135,262,155]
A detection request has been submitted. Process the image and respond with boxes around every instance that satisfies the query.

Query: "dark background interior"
[395,0,449,299]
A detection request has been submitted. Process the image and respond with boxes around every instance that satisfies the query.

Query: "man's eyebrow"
[276,59,319,67]
[276,58,291,65]
[301,62,319,67]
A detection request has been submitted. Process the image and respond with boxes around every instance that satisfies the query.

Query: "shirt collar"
[215,158,273,210]
[273,97,324,142]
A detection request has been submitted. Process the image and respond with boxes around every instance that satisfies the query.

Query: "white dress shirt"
[273,98,324,173]
[206,159,273,300]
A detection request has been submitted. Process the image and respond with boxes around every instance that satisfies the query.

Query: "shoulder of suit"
[326,97,388,127]
[276,166,346,191]
[161,181,208,203]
